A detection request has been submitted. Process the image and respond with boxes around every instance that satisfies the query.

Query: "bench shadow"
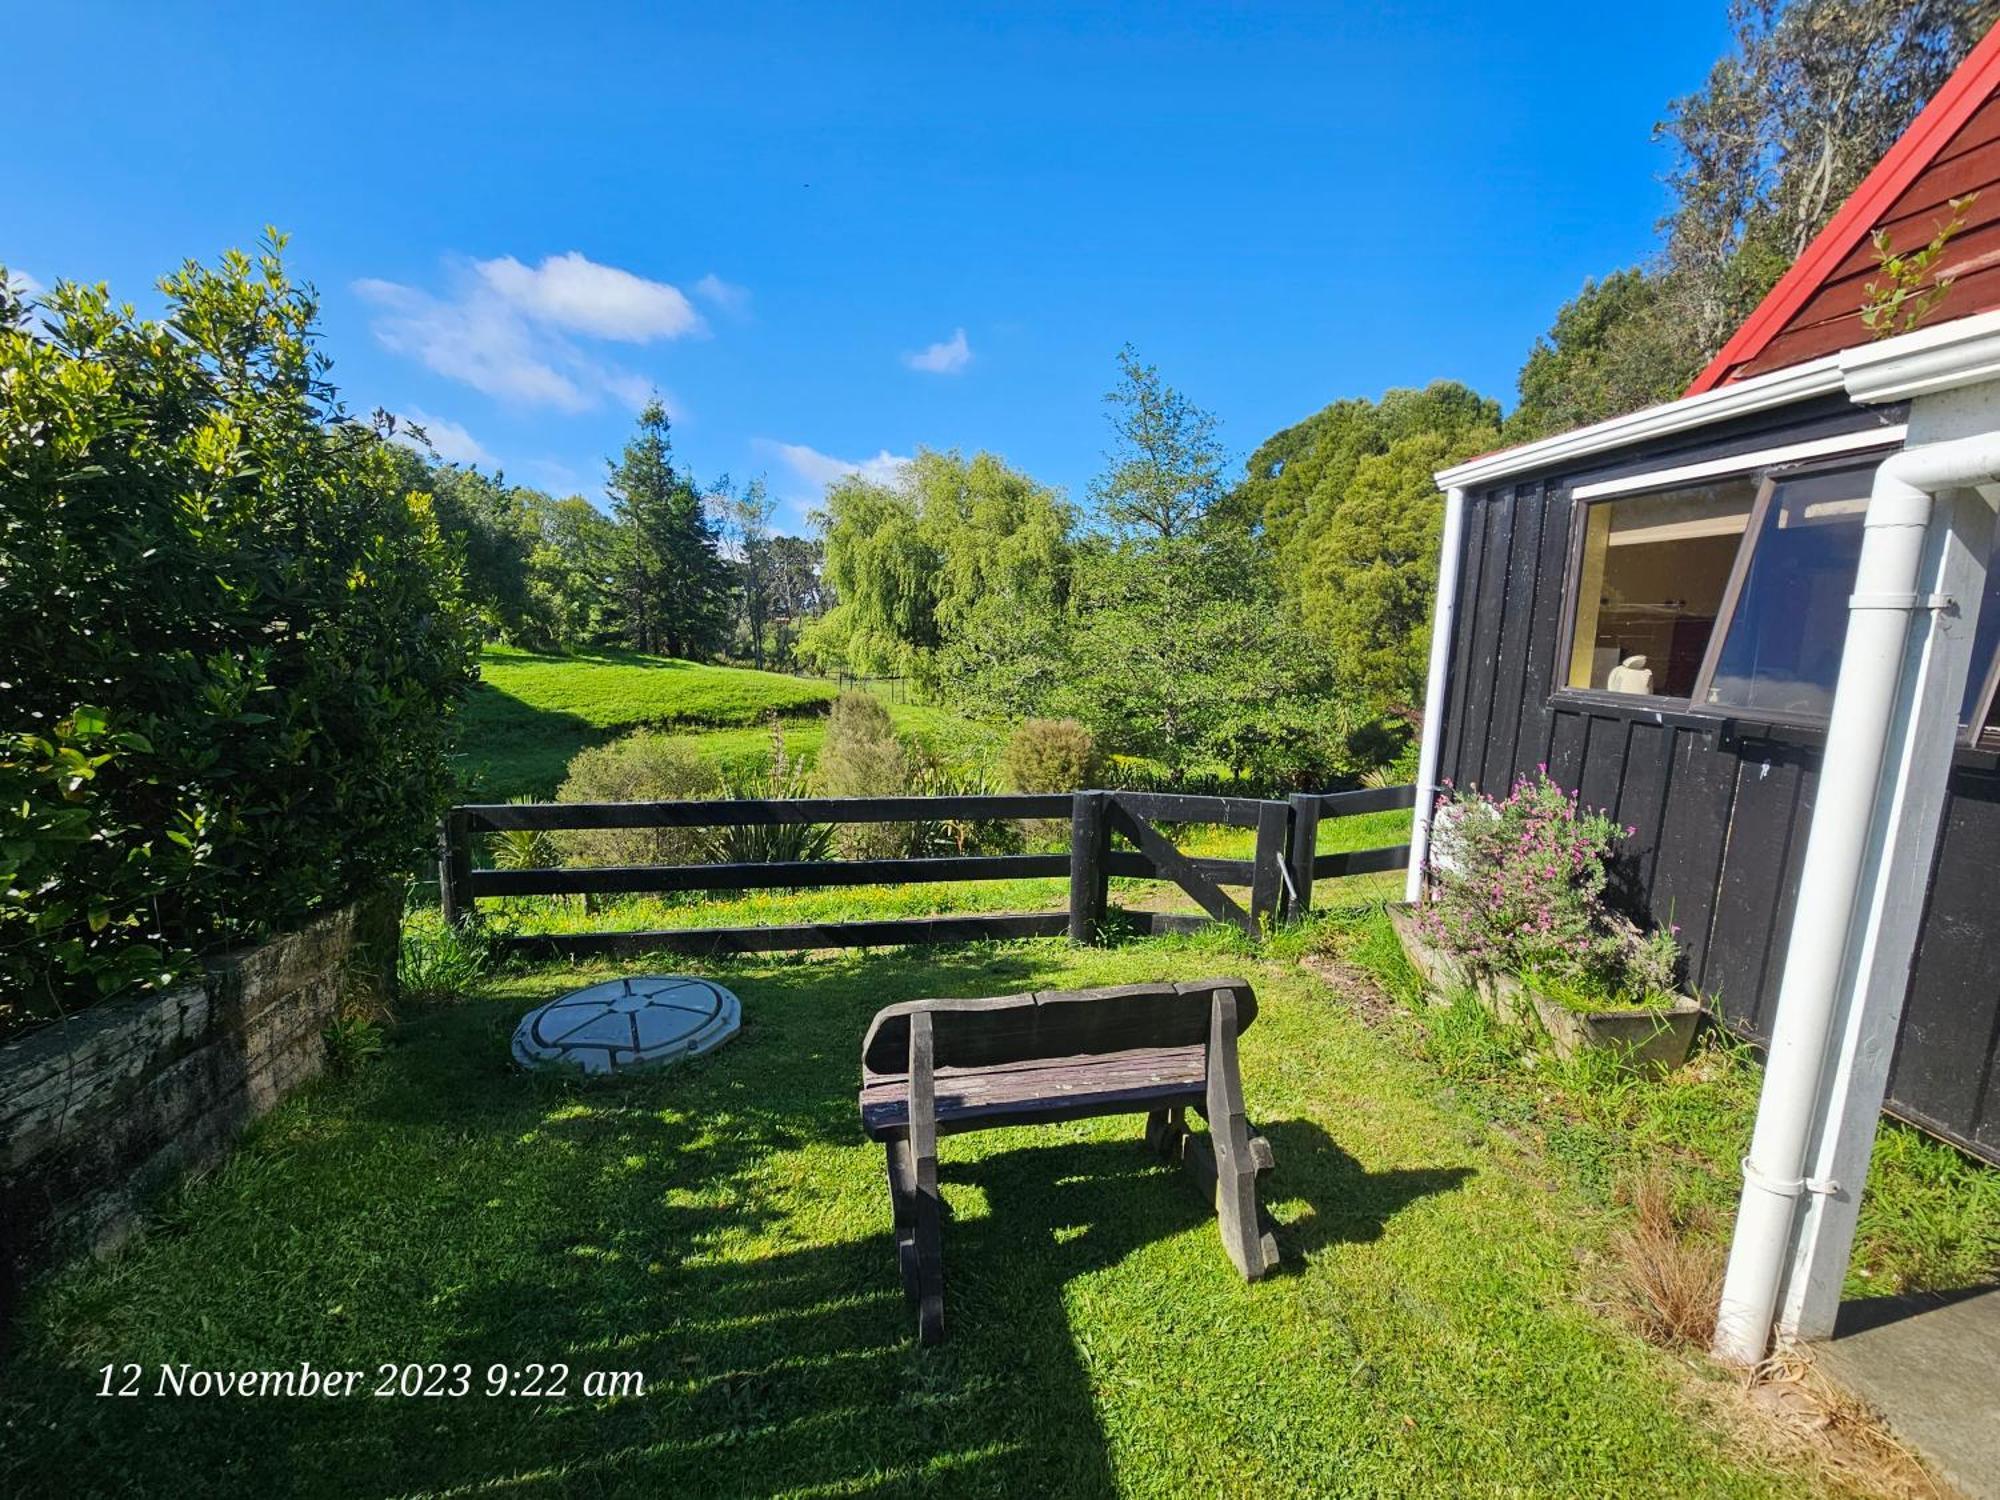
[1256,1118,1474,1264]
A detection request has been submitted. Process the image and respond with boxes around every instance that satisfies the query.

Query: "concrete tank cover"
[511,975,741,1075]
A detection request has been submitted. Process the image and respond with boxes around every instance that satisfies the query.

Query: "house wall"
[1434,391,2000,1166]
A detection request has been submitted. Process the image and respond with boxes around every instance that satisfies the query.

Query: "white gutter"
[1406,486,1468,903]
[1433,308,2000,494]
[1712,426,2000,1365]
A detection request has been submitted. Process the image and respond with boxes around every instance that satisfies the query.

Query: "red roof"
[1687,22,2000,394]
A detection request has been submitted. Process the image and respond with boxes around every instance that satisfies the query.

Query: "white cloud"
[902,327,972,375]
[6,268,43,301]
[389,408,495,467]
[763,440,912,494]
[475,252,705,342]
[356,274,591,410]
[355,252,705,412]
[693,273,750,316]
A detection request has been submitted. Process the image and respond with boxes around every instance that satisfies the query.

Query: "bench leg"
[906,1013,946,1344]
[1191,991,1280,1280]
[884,1141,920,1305]
[1144,1106,1188,1159]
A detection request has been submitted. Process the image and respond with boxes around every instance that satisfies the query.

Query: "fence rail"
[440,785,1414,958]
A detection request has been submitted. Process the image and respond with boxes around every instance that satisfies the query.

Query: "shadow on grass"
[0,947,1473,1498]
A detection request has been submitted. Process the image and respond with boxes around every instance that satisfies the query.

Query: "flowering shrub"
[1419,769,1680,1005]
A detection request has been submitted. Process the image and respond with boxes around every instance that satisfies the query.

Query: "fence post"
[1285,793,1321,923]
[438,810,473,928]
[1249,800,1292,936]
[1068,791,1109,944]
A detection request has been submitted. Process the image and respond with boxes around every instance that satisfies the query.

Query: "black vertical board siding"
[1614,721,1675,896]
[1755,753,1821,1033]
[1888,771,2000,1157]
[1704,750,1804,1030]
[1577,715,1629,817]
[1519,485,1574,772]
[1652,728,1738,994]
[1548,710,1588,791]
[1440,497,1491,789]
[1482,481,1543,790]
[1464,496,1517,792]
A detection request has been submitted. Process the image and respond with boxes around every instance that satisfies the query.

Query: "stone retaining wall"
[0,894,397,1313]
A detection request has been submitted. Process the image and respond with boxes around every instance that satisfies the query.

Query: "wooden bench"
[858,977,1278,1343]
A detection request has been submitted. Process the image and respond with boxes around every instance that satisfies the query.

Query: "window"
[1696,466,1871,719]
[1564,479,1758,698]
[1557,448,2000,741]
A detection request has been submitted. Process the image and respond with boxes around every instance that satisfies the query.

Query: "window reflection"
[1701,467,1870,718]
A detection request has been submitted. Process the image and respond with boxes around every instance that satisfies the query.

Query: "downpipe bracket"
[1740,1156,1841,1200]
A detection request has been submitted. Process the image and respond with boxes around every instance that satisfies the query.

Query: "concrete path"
[1815,1285,2000,1500]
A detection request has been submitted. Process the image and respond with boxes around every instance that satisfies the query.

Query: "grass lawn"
[458,646,1003,800]
[0,920,1931,1499]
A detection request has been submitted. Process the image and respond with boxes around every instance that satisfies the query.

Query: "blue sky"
[9,3,1731,530]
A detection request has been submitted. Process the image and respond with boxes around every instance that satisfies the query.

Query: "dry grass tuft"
[1608,1169,1725,1348]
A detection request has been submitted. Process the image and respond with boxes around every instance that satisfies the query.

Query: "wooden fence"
[440,785,1414,960]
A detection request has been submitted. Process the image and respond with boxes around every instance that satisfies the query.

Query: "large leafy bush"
[0,240,477,1033]
[552,732,722,867]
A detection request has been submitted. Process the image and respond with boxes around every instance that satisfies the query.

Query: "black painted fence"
[439,785,1414,960]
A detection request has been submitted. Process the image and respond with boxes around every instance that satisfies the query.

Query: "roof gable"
[1687,23,2000,394]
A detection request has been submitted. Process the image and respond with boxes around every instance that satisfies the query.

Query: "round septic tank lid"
[511,975,741,1075]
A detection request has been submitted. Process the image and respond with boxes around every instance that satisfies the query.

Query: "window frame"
[1551,472,1765,712]
[1549,437,1909,729]
[1967,621,2000,750]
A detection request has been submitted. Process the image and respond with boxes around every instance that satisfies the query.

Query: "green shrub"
[707,722,835,865]
[554,731,722,867]
[816,692,908,859]
[905,756,1023,856]
[0,240,478,1035]
[488,794,559,871]
[398,909,493,1005]
[324,1013,388,1075]
[1001,718,1105,793]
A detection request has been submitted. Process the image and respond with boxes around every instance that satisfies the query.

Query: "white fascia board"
[1433,356,1846,491]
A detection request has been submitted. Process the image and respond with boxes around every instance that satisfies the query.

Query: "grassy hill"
[455,646,1001,799]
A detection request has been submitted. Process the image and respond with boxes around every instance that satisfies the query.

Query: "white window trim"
[1570,426,1908,502]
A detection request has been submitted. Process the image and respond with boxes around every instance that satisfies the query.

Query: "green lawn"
[457,646,1002,800]
[0,922,1900,1499]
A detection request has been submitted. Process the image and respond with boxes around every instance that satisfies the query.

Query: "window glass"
[1566,479,1757,697]
[1701,466,1871,718]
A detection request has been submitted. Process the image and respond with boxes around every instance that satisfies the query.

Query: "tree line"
[392,401,826,669]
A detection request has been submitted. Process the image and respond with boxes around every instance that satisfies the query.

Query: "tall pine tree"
[606,399,731,658]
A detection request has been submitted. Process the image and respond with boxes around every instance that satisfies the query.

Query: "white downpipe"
[1713,430,2000,1366]
[1407,486,1469,904]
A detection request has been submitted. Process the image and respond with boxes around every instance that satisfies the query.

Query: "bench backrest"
[860,978,1257,1074]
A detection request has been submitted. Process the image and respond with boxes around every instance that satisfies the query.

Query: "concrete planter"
[1385,901,1699,1073]
[1527,992,1702,1075]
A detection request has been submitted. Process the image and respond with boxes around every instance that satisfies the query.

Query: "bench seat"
[860,1044,1207,1140]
